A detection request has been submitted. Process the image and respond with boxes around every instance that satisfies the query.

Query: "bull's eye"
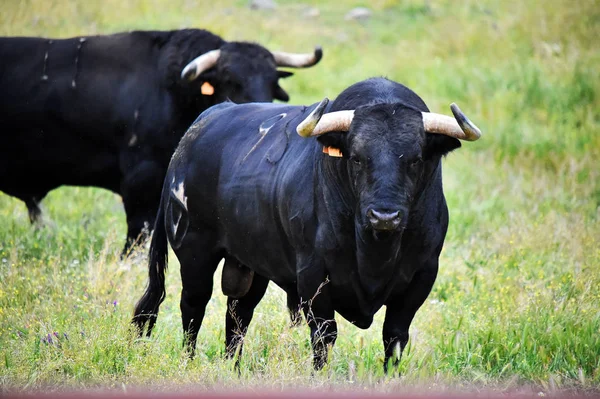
[410,158,423,168]
[350,156,361,166]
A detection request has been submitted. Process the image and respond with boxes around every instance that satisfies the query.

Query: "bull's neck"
[314,150,446,310]
[315,151,403,308]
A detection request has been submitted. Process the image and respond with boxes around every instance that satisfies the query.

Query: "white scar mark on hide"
[242,113,287,163]
[171,178,188,210]
[128,134,138,146]
[72,38,86,89]
[173,211,182,237]
[171,177,188,238]
[41,40,53,81]
[128,109,140,147]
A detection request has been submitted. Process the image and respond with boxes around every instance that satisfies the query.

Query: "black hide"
[133,77,464,372]
[0,29,315,253]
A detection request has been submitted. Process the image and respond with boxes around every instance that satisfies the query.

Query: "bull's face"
[204,43,291,103]
[317,104,461,238]
[181,42,322,105]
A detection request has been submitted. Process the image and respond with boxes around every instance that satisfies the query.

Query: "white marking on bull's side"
[170,177,188,239]
[171,177,188,210]
[128,134,138,147]
[71,37,87,89]
[242,113,287,162]
[259,113,286,136]
[41,40,53,81]
[41,51,49,81]
[128,109,140,147]
[172,209,182,237]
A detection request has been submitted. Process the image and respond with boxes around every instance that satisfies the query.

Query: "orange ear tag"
[201,82,215,95]
[322,146,343,157]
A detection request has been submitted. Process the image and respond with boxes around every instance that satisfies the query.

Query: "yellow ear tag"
[201,82,215,95]
[322,146,343,157]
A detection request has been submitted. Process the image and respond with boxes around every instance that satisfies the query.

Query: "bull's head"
[297,99,481,238]
[180,42,322,103]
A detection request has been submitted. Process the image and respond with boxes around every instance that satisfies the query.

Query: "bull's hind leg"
[225,273,269,365]
[174,230,222,357]
[120,159,164,256]
[286,290,303,327]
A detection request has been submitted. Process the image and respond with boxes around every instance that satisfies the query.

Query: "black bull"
[133,77,482,371]
[0,29,322,254]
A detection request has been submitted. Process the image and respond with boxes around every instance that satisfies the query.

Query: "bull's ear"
[195,70,219,96]
[277,71,294,79]
[316,132,346,155]
[274,85,290,102]
[197,69,218,83]
[424,134,461,159]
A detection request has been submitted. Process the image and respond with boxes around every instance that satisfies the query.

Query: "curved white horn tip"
[296,97,330,138]
[313,46,323,64]
[450,102,482,141]
[181,64,197,81]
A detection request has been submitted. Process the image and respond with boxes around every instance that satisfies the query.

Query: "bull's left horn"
[422,103,482,141]
[272,46,323,68]
[181,49,221,81]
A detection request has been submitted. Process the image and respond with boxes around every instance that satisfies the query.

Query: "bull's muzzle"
[367,209,402,231]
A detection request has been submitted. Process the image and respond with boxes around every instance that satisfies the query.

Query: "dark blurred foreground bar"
[2,392,597,399]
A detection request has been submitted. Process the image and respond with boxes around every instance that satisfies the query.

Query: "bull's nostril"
[368,209,402,231]
[367,209,379,226]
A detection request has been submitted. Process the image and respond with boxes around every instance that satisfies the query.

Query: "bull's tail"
[132,193,168,337]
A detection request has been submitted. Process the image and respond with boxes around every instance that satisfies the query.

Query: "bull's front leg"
[382,264,438,374]
[297,254,337,370]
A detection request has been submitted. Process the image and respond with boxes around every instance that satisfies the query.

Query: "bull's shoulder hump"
[196,102,303,128]
[193,101,238,122]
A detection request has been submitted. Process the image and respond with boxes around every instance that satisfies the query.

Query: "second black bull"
[133,77,482,371]
[0,28,322,253]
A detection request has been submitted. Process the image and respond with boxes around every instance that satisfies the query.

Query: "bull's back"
[0,33,164,134]
[0,37,52,120]
[0,33,169,186]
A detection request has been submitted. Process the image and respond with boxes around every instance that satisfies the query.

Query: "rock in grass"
[345,7,371,21]
[249,0,276,10]
[303,7,320,18]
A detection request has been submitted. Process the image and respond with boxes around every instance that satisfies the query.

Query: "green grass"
[1,0,599,393]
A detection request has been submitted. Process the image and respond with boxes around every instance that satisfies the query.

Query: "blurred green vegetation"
[0,0,599,393]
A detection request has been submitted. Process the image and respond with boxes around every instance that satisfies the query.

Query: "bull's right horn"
[181,49,221,81]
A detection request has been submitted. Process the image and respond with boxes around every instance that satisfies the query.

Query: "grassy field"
[1,0,599,394]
